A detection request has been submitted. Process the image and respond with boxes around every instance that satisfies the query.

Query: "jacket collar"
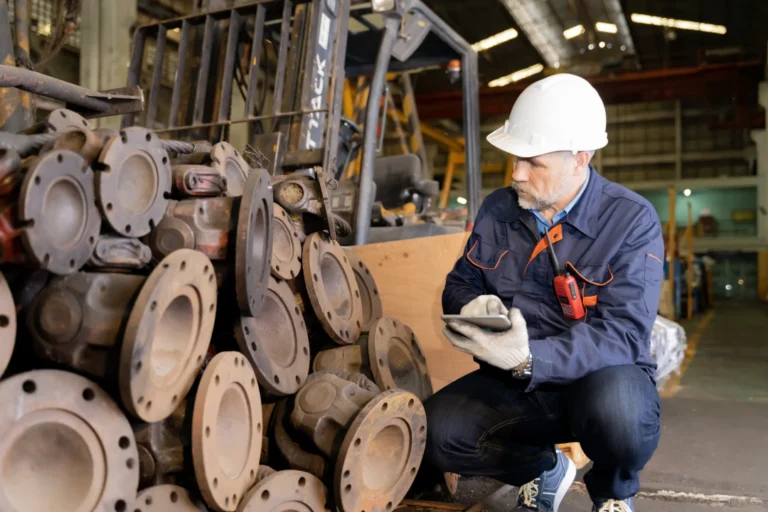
[500,165,602,239]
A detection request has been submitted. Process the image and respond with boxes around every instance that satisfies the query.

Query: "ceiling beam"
[415,61,765,119]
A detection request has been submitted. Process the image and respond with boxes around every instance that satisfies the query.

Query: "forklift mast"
[121,0,481,245]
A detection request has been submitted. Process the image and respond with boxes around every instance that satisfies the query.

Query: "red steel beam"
[416,61,765,120]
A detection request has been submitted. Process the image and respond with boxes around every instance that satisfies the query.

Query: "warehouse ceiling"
[417,0,768,90]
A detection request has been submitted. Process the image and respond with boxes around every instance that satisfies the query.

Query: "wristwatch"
[511,353,533,379]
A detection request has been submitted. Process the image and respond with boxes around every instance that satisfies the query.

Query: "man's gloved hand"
[443,308,530,371]
[460,294,508,316]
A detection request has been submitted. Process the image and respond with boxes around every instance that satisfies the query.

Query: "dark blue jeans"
[424,365,661,502]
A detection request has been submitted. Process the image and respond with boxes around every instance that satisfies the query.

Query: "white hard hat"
[487,73,608,158]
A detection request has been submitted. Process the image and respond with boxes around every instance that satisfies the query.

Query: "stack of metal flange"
[0,109,435,512]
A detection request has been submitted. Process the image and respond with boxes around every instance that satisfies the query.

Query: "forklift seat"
[373,154,439,211]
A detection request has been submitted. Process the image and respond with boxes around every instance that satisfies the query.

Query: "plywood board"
[349,233,477,391]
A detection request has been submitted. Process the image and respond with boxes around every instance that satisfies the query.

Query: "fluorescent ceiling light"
[598,41,606,48]
[488,63,544,88]
[501,0,574,68]
[471,27,519,52]
[563,24,585,39]
[631,13,726,35]
[595,22,618,33]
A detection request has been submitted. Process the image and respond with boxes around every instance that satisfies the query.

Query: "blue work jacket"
[443,167,664,390]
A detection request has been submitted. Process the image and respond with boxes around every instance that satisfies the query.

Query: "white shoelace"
[597,500,632,512]
[517,480,540,508]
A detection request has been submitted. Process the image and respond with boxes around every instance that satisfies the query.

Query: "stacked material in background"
[651,315,688,388]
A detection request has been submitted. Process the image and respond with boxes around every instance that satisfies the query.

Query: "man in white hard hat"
[425,74,664,512]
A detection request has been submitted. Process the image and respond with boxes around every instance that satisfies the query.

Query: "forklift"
[118,0,483,246]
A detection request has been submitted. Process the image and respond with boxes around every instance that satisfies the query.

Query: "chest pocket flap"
[566,262,614,309]
[466,236,509,270]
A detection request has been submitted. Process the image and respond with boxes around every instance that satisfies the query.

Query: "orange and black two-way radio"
[544,230,585,320]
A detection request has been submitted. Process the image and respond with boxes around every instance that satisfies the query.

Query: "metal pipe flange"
[368,318,433,402]
[19,149,101,275]
[238,470,330,512]
[0,271,16,378]
[192,352,263,512]
[52,127,104,164]
[346,251,383,333]
[235,168,273,318]
[303,232,363,345]
[96,127,171,237]
[271,204,302,280]
[312,340,371,380]
[119,249,217,422]
[334,390,427,512]
[132,485,207,512]
[44,108,93,132]
[210,142,250,197]
[150,198,236,261]
[235,276,310,397]
[0,370,139,512]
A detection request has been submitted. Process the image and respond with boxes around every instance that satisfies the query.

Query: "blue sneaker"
[592,498,635,512]
[515,448,576,511]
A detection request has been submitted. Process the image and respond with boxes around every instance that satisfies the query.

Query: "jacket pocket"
[466,236,510,270]
[565,262,614,318]
[643,253,663,314]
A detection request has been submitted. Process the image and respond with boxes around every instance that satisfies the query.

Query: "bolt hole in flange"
[192,352,262,512]
[0,370,138,512]
[119,249,216,423]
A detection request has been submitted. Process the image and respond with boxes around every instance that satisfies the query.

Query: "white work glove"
[444,307,530,371]
[460,295,507,316]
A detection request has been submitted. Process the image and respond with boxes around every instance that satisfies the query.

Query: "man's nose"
[512,161,529,182]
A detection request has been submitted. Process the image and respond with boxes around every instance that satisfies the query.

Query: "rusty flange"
[0,271,15,378]
[368,317,433,402]
[150,198,236,261]
[210,142,249,197]
[235,168,273,318]
[346,251,383,333]
[96,127,171,237]
[290,372,379,458]
[133,485,207,512]
[234,276,309,397]
[271,203,302,280]
[302,232,363,345]
[173,164,228,197]
[45,108,93,132]
[19,149,101,275]
[90,235,152,269]
[334,390,427,512]
[192,351,263,512]
[312,339,372,380]
[120,249,217,422]
[0,370,139,512]
[51,127,104,164]
[239,469,330,512]
[28,272,145,379]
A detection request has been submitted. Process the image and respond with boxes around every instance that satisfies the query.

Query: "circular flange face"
[133,484,207,512]
[368,318,433,403]
[96,127,171,237]
[0,370,139,512]
[46,108,93,132]
[234,277,310,397]
[120,249,217,422]
[270,204,302,280]
[303,232,363,345]
[0,271,16,378]
[19,149,101,275]
[346,251,383,333]
[52,127,104,164]
[192,352,263,512]
[239,470,329,512]
[210,142,249,197]
[334,390,427,512]
[235,168,273,318]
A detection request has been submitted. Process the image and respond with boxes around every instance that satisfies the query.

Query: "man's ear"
[575,151,592,170]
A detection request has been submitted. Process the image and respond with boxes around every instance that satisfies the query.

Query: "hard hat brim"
[486,125,608,158]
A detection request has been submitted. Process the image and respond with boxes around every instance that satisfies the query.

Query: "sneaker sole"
[553,457,577,511]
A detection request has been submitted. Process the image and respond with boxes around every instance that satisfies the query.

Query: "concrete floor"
[402,301,768,511]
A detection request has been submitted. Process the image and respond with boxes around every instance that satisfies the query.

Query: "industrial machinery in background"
[0,0,480,510]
